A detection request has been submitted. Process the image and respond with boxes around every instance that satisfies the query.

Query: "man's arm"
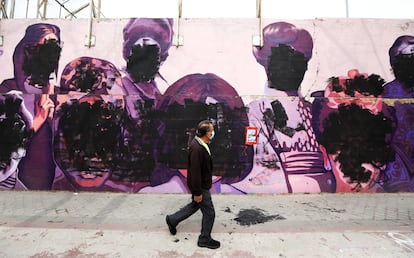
[189,145,203,200]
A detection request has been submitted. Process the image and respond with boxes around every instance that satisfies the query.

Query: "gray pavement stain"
[301,202,346,213]
[234,208,286,226]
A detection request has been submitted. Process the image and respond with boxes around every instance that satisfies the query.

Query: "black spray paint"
[266,44,308,91]
[0,95,33,169]
[126,44,160,83]
[23,39,61,87]
[234,208,285,226]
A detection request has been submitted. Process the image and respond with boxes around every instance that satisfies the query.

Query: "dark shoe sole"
[166,215,176,235]
[197,242,220,249]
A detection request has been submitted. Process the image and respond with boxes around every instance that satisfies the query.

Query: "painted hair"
[320,103,394,186]
[156,73,253,179]
[388,35,414,87]
[327,70,385,97]
[389,35,414,67]
[252,22,313,70]
[59,56,122,94]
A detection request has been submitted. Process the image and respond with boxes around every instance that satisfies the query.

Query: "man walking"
[166,120,220,249]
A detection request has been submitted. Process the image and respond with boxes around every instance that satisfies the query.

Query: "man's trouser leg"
[199,190,215,240]
[169,196,200,226]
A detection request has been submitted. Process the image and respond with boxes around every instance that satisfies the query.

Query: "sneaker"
[165,215,176,235]
[197,238,220,249]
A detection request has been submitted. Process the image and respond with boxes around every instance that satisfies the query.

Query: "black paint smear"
[23,39,62,87]
[328,73,385,97]
[54,98,158,182]
[262,100,303,140]
[320,103,395,185]
[0,95,33,169]
[126,44,160,83]
[67,60,102,93]
[110,99,159,181]
[234,208,285,226]
[157,99,251,178]
[266,44,308,92]
[55,99,124,173]
[392,53,414,88]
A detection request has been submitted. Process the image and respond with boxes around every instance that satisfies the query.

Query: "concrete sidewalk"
[0,191,413,258]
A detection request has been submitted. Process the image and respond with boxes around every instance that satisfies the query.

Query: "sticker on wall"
[245,126,258,145]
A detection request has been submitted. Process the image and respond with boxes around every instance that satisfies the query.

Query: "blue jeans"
[168,190,215,240]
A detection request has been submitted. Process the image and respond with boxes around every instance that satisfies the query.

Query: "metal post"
[173,0,183,47]
[37,0,48,19]
[96,0,101,19]
[257,0,262,47]
[345,0,349,18]
[25,0,29,18]
[0,0,8,18]
[252,0,263,47]
[85,0,95,47]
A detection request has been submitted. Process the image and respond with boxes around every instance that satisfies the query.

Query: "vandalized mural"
[0,18,413,193]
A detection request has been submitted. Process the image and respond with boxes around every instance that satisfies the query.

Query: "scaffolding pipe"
[1,0,8,18]
[173,0,183,47]
[345,0,349,18]
[37,0,48,19]
[25,0,29,18]
[85,0,94,47]
[256,0,263,47]
[9,0,16,18]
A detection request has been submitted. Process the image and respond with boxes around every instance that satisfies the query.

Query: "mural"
[230,22,335,194]
[0,18,413,193]
[382,35,414,192]
[312,70,395,192]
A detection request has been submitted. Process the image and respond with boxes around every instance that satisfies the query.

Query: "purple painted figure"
[382,35,414,192]
[232,22,335,194]
[140,73,253,193]
[121,18,173,119]
[0,93,33,189]
[0,23,62,189]
[312,69,394,192]
[52,57,142,191]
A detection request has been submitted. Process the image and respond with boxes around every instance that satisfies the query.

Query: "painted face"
[266,44,308,92]
[329,154,382,192]
[319,104,394,192]
[126,40,161,83]
[392,53,414,87]
[54,97,120,189]
[23,35,62,88]
[54,95,156,189]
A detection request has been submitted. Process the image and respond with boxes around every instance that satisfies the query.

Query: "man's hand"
[194,195,203,203]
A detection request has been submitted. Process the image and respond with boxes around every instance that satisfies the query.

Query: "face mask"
[209,130,215,140]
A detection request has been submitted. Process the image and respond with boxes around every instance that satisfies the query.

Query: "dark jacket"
[187,138,213,195]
